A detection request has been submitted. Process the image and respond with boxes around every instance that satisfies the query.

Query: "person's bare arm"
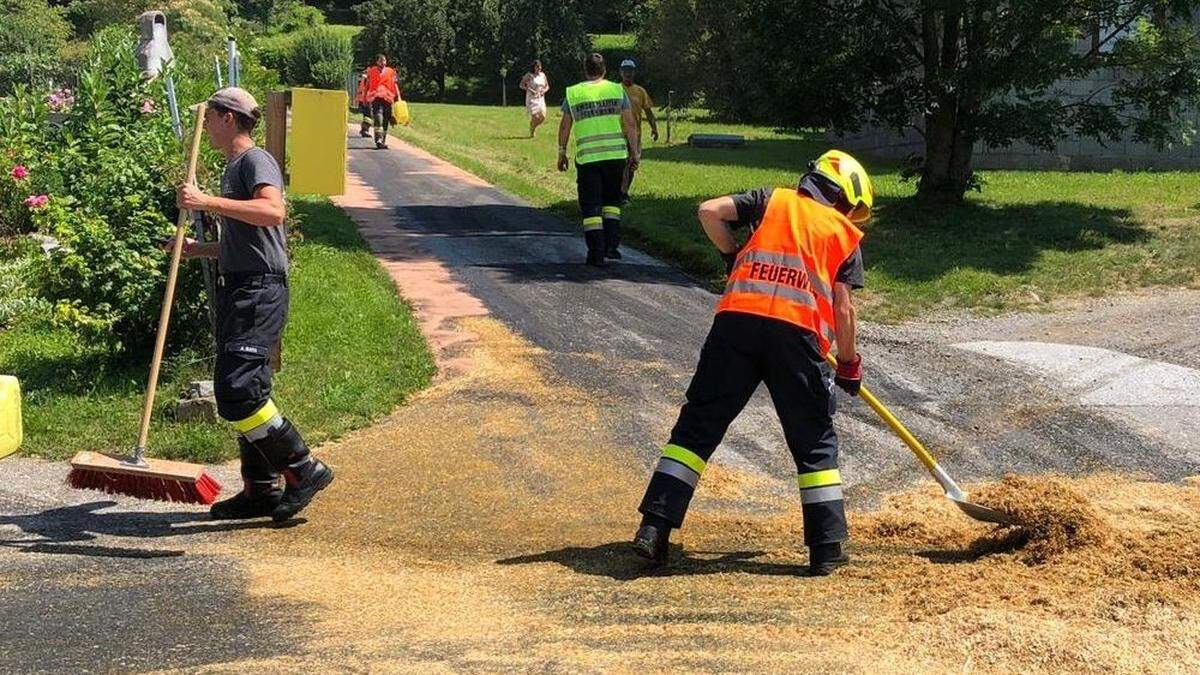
[645,107,659,141]
[557,112,573,171]
[833,282,857,362]
[160,237,218,259]
[178,184,286,228]
[697,196,739,254]
[519,74,530,91]
[621,108,640,170]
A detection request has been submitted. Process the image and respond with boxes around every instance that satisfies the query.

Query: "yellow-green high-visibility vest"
[565,79,629,164]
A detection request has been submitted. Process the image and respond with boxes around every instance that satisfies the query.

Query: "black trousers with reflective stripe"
[214,276,288,423]
[575,159,625,220]
[638,311,847,545]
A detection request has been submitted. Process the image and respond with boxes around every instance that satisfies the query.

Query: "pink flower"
[10,165,28,181]
[140,99,157,114]
[23,194,49,209]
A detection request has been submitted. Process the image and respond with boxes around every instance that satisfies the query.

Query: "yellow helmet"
[808,149,874,223]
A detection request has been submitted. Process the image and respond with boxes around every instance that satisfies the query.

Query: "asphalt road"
[2,133,1198,672]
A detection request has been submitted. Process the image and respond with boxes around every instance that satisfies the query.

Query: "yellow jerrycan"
[0,376,21,459]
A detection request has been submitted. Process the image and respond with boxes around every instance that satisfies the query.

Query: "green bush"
[0,27,211,354]
[0,0,73,95]
[287,27,353,89]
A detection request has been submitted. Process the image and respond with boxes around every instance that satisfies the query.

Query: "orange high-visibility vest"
[365,66,399,104]
[716,188,864,355]
[355,77,369,105]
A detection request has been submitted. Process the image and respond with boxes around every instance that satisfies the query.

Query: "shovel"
[827,354,1016,525]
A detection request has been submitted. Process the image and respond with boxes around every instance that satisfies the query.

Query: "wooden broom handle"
[135,103,207,451]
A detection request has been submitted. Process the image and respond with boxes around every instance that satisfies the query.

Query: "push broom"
[68,102,222,504]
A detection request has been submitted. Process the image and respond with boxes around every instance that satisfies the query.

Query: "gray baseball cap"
[207,87,259,117]
[620,58,637,69]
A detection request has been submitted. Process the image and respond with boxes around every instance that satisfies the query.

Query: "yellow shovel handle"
[826,353,941,475]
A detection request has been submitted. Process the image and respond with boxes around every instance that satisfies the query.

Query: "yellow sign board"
[290,88,348,196]
[0,376,22,460]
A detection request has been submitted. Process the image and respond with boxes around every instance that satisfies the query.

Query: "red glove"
[834,354,862,396]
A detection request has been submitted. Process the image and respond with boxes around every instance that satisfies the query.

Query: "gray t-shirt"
[218,147,287,275]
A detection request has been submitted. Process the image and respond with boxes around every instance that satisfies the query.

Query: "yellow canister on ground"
[0,375,22,459]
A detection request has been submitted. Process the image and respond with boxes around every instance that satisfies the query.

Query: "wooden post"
[263,90,290,371]
[265,90,290,185]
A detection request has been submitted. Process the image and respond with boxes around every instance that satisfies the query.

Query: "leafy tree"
[833,1,1200,202]
[497,0,590,84]
[354,0,456,96]
[288,26,353,88]
[0,0,73,94]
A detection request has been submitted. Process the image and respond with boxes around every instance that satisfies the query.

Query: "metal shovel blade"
[948,493,1019,526]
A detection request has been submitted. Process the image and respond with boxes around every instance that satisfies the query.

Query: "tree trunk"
[919,106,975,203]
[437,70,447,101]
[917,7,973,204]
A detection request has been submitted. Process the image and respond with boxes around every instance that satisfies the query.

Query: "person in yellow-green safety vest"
[557,53,641,266]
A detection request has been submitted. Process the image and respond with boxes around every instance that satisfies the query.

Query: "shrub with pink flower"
[10,165,28,181]
[23,194,49,209]
[140,99,157,115]
[46,88,75,112]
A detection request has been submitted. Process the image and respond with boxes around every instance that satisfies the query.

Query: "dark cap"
[207,87,259,117]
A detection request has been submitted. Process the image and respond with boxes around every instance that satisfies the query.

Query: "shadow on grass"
[641,137,841,172]
[865,197,1145,282]
[497,541,812,580]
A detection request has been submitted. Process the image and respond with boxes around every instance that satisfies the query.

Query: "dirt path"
[2,135,1198,672]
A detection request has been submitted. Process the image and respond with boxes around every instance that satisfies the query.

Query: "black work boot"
[808,542,850,576]
[631,515,672,565]
[211,439,282,520]
[257,419,334,523]
[360,121,371,137]
[603,220,622,259]
[584,230,607,267]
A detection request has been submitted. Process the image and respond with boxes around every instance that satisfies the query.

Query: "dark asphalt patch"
[0,553,313,673]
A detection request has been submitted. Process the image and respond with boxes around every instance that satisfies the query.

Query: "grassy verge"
[1,196,434,463]
[392,103,1200,321]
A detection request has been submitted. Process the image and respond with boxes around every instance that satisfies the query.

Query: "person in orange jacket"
[632,150,874,576]
[364,54,400,149]
[355,73,372,138]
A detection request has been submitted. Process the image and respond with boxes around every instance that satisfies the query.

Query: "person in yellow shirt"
[619,59,658,203]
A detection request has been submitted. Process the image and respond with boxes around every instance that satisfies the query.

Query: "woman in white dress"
[519,60,550,138]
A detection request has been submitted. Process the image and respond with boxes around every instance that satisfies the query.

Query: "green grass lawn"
[1,197,434,463]
[591,33,637,51]
[392,103,1200,321]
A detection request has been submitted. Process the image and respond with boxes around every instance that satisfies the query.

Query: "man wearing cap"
[170,87,335,523]
[618,58,658,204]
[558,53,641,265]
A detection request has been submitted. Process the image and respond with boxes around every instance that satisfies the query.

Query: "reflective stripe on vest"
[715,189,863,355]
[566,80,628,164]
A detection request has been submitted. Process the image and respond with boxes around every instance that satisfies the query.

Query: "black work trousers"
[638,311,848,546]
[371,99,391,143]
[213,274,289,424]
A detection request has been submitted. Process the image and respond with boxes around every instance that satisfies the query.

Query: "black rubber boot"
[808,542,850,576]
[210,439,282,520]
[360,121,371,137]
[603,220,622,260]
[631,514,671,565]
[255,418,334,523]
[584,230,607,267]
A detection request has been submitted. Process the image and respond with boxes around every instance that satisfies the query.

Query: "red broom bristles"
[67,467,223,505]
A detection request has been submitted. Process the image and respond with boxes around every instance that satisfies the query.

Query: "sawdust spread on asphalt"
[195,317,1200,673]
